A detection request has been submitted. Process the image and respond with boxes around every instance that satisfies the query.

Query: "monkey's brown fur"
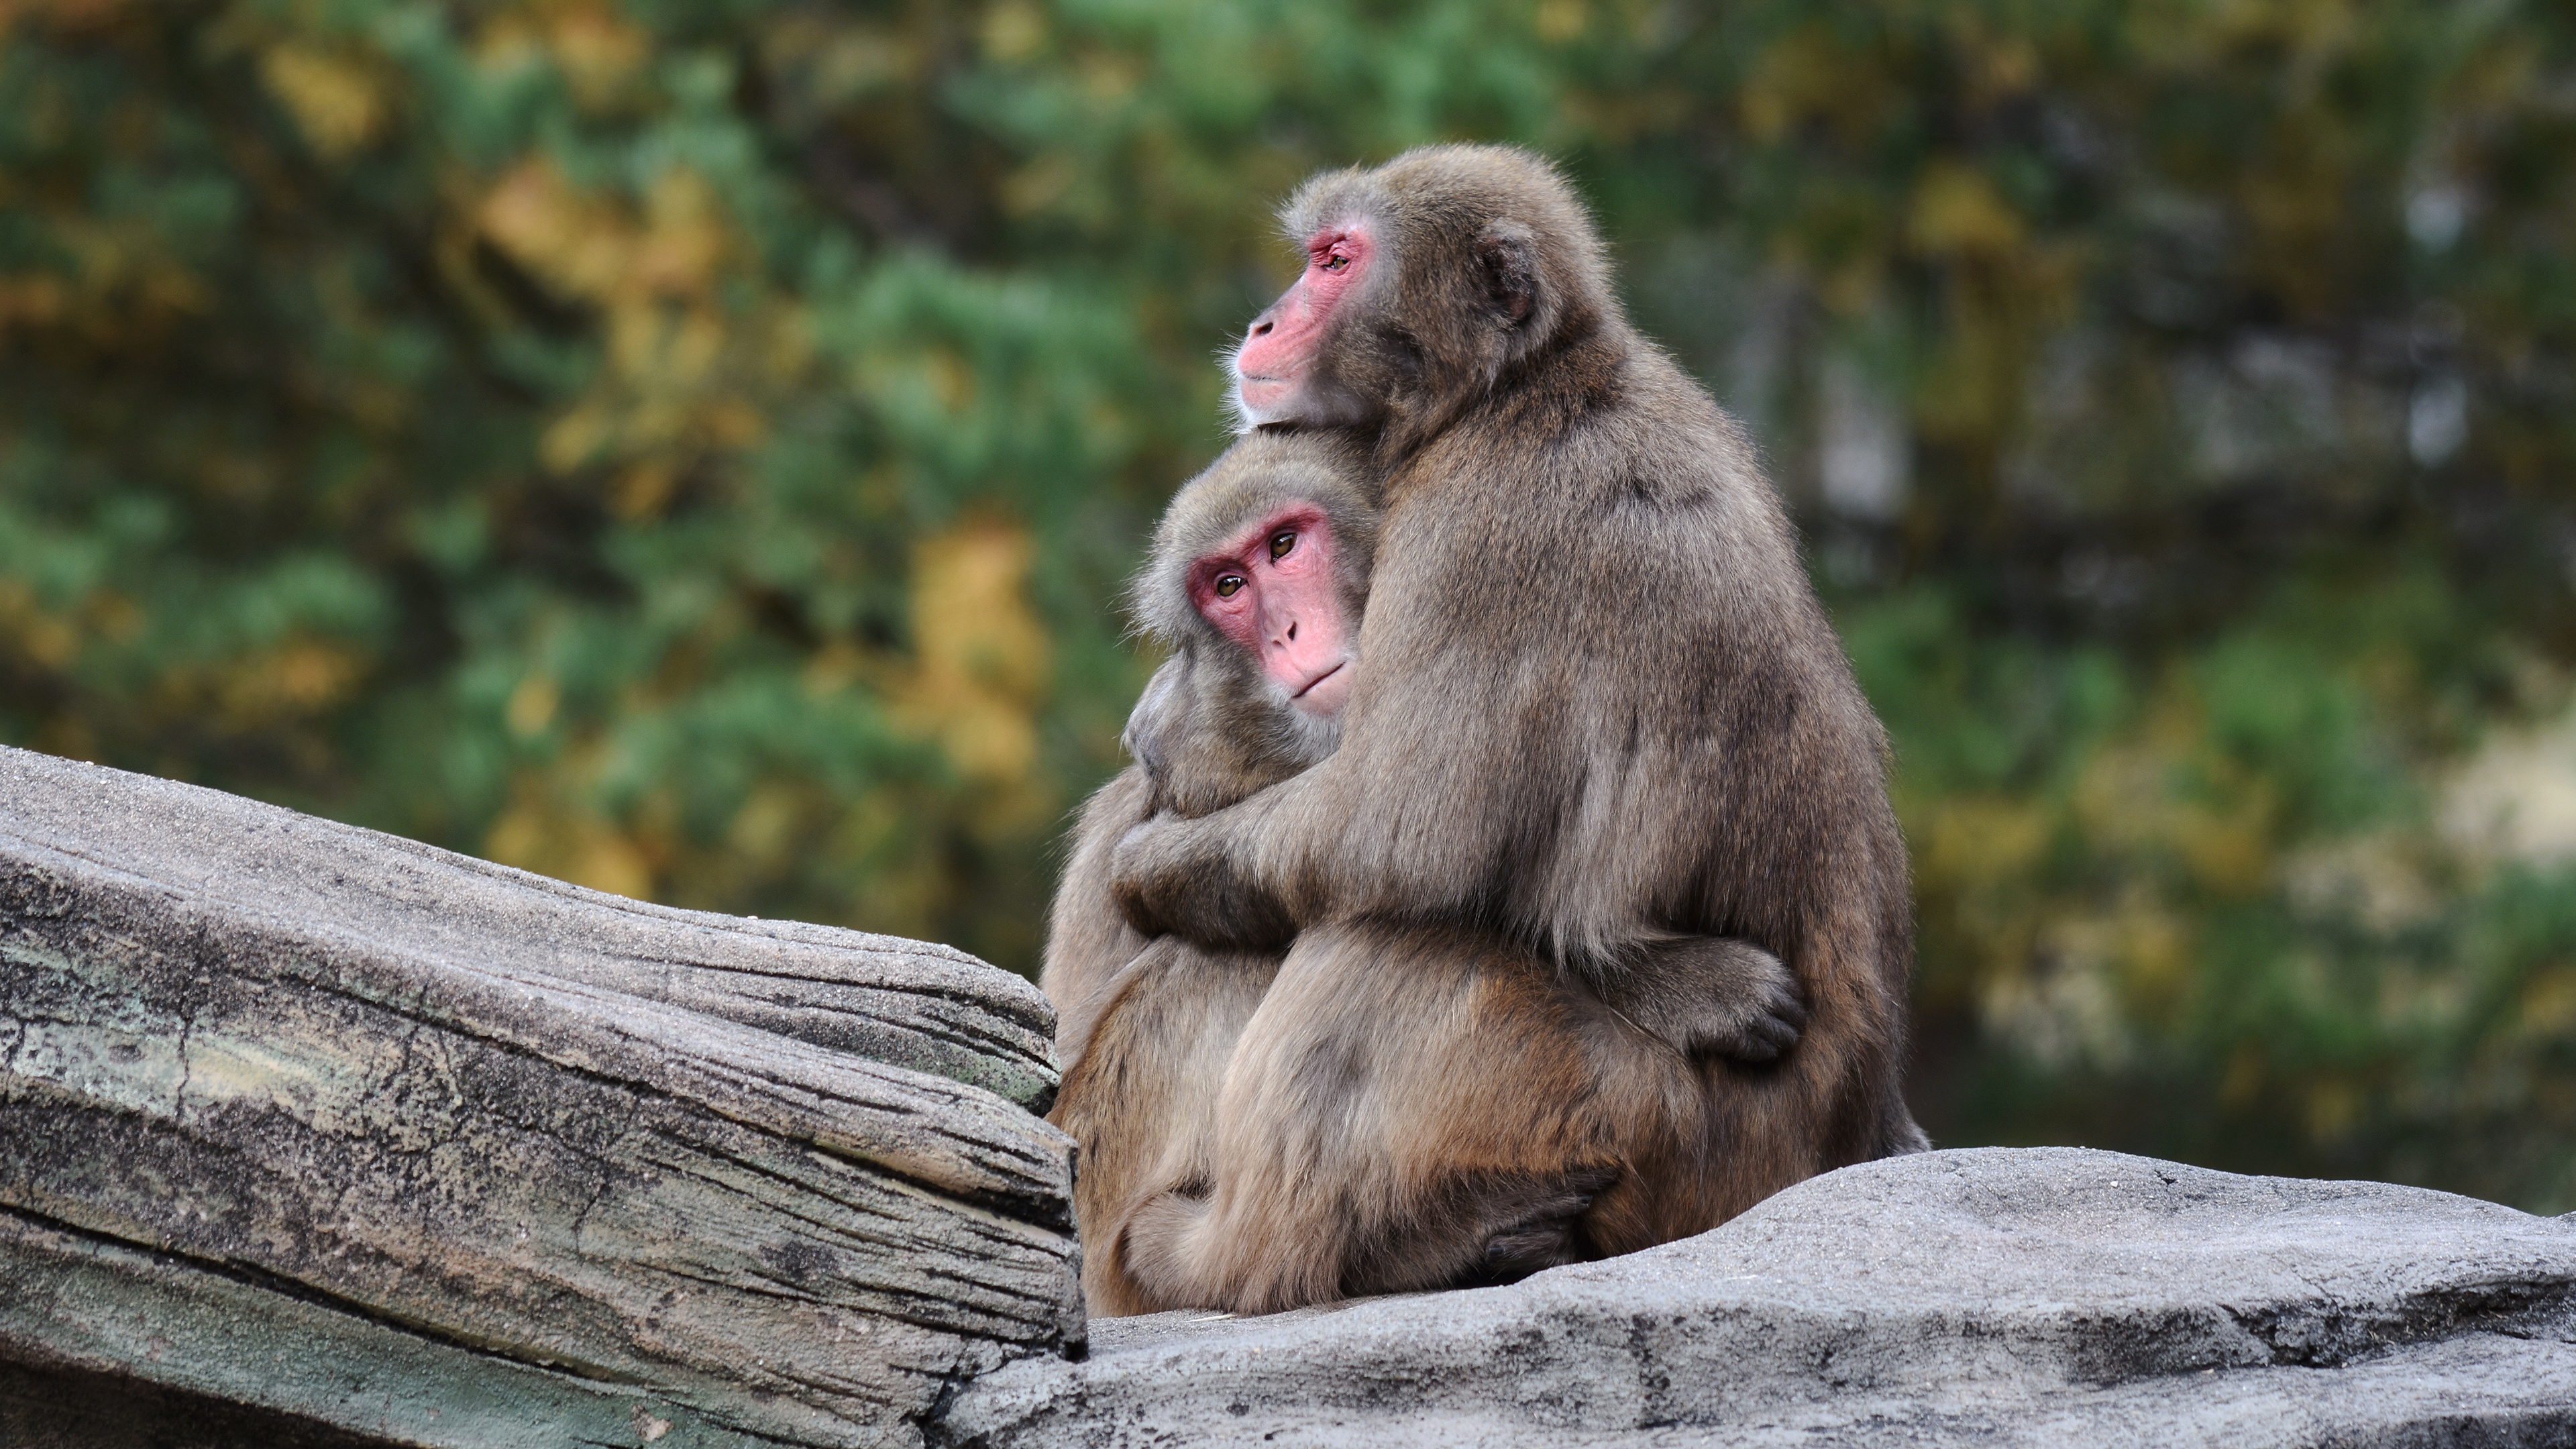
[1040,435,1364,1319]
[1109,147,1928,1311]
[1046,431,1805,1316]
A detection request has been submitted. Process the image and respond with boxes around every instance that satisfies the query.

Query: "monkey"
[1043,429,1808,1316]
[1105,146,1929,1311]
[1038,433,1358,1318]
[1040,432,1377,1091]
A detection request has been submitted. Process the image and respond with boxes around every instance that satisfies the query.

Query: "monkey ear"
[1121,652,1193,780]
[1475,222,1539,328]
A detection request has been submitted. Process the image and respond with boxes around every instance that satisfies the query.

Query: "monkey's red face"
[1230,222,1375,427]
[1187,503,1354,717]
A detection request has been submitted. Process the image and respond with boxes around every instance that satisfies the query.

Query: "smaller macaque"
[1041,433,1373,1316]
[1043,431,1805,1315]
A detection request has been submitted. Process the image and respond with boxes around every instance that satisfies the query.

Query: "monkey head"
[1122,431,1378,816]
[1228,144,1616,438]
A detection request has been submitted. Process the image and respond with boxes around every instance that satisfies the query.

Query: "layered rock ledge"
[0,745,1079,1449]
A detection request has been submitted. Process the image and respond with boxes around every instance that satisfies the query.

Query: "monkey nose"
[1249,319,1273,337]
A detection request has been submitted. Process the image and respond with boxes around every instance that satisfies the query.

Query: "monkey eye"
[1318,253,1348,273]
[1269,530,1297,559]
[1214,574,1246,599]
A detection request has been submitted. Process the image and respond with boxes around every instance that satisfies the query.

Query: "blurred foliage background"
[5,0,2575,1205]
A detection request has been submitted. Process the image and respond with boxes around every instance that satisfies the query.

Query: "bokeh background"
[4,0,2573,1206]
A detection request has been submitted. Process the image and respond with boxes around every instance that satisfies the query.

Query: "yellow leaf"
[926,347,976,413]
[2518,969,2576,1037]
[548,0,648,109]
[0,274,65,329]
[261,44,385,159]
[980,0,1044,62]
[1000,152,1078,219]
[1739,26,1862,145]
[1921,794,2051,889]
[480,158,631,301]
[1534,0,1588,44]
[633,168,727,295]
[197,638,367,727]
[891,519,1052,786]
[612,462,676,519]
[1908,162,2024,257]
[539,399,611,472]
[484,780,657,901]
[506,675,559,736]
[0,580,77,667]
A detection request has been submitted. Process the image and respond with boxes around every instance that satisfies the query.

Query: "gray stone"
[943,1147,2576,1447]
[0,745,1081,1449]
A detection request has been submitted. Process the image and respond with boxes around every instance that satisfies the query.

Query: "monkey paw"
[1106,814,1181,934]
[1107,812,1299,951]
[1464,1163,1619,1287]
[1613,937,1809,1065]
[1707,965,1809,1063]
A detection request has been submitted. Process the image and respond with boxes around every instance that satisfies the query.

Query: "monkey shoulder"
[1529,368,1778,525]
[1072,763,1157,844]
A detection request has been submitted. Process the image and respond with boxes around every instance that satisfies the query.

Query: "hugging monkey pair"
[1042,146,1923,1317]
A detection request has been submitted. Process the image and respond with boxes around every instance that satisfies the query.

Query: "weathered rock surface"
[11,744,2571,1449]
[947,1147,2576,1448]
[0,745,1080,1449]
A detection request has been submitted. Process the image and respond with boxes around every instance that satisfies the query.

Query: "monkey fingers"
[1107,802,1298,951]
[1603,937,1811,1065]
[1463,1163,1623,1285]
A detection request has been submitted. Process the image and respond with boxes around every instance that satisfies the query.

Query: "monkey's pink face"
[1230,222,1375,427]
[1187,503,1354,717]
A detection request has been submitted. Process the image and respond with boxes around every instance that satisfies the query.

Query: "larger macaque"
[1048,432,1805,1315]
[1110,146,1927,1306]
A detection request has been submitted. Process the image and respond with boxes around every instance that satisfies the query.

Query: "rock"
[0,745,1080,1449]
[13,741,2571,1448]
[943,1146,2576,1448]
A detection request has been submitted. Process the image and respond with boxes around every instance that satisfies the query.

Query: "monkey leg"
[1049,937,1280,1318]
[1110,922,1701,1316]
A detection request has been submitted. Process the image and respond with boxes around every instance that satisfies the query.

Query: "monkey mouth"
[1291,661,1346,700]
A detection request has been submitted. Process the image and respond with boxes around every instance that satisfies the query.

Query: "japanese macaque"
[1106,146,1928,1310]
[1044,431,1805,1316]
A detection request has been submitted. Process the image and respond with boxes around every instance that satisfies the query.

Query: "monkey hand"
[1109,811,1299,953]
[1605,937,1809,1065]
[1106,813,1185,934]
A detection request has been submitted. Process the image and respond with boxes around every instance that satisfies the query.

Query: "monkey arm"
[1105,676,1515,953]
[1042,766,1161,1068]
[1107,791,1303,952]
